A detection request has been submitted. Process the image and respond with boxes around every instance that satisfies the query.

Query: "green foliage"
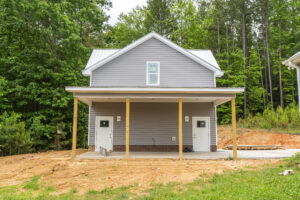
[0,0,299,154]
[23,176,40,190]
[0,0,110,153]
[145,0,176,36]
[0,76,10,112]
[285,153,300,168]
[0,112,32,156]
[239,103,300,131]
[137,156,300,199]
[106,6,148,48]
[217,50,245,124]
[170,0,209,48]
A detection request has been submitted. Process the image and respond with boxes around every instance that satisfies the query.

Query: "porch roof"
[65,86,244,94]
[65,86,244,106]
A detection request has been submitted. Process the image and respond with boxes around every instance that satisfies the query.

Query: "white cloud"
[106,0,147,25]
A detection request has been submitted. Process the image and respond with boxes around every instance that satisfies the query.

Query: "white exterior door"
[192,117,210,152]
[95,116,113,152]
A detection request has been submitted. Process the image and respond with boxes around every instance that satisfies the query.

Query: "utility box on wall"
[172,136,176,141]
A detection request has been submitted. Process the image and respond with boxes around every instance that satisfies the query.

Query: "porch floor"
[76,149,300,160]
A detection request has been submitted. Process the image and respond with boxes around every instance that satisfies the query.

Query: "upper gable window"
[146,61,160,86]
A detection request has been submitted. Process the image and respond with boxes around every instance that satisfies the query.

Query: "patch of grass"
[86,189,101,195]
[69,188,78,194]
[138,154,300,200]
[111,165,118,171]
[82,186,133,200]
[23,176,40,190]
[285,153,300,168]
[43,186,55,193]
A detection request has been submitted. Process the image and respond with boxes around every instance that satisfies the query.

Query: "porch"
[76,149,300,160]
[66,87,244,160]
[76,151,229,160]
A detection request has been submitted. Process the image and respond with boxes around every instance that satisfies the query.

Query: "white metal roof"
[85,49,220,70]
[85,49,119,69]
[188,50,220,69]
[282,51,300,69]
[82,32,224,77]
[65,86,244,94]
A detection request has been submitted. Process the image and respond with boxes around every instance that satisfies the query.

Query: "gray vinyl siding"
[89,102,216,148]
[91,38,215,87]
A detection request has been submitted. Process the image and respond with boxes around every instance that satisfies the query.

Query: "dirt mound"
[218,126,300,149]
[0,150,279,194]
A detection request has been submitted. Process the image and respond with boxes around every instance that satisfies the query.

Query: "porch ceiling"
[65,86,243,107]
[78,96,232,106]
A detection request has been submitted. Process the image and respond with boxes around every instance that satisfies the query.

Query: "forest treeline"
[0,0,299,155]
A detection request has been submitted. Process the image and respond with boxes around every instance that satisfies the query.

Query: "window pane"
[148,74,158,84]
[197,121,206,128]
[100,120,109,127]
[148,63,158,73]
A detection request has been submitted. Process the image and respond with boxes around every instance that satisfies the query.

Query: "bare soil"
[0,150,279,194]
[218,126,300,149]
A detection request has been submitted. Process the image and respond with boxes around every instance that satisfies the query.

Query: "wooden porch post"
[126,97,130,159]
[71,97,78,159]
[297,68,300,115]
[178,98,183,160]
[231,98,237,160]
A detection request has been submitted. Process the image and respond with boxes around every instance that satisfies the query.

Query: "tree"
[0,112,32,156]
[246,47,265,114]
[145,0,176,37]
[171,0,209,48]
[107,6,148,48]
[0,0,110,152]
[217,50,245,123]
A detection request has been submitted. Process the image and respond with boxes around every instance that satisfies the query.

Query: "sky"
[107,0,147,25]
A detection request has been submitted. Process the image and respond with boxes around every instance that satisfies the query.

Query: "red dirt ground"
[0,150,279,194]
[218,126,300,149]
[0,127,298,194]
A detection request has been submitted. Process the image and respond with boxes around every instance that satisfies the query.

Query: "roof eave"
[65,86,244,94]
[282,51,300,69]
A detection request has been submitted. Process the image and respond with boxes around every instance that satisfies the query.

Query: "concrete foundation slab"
[226,149,300,159]
[76,149,300,160]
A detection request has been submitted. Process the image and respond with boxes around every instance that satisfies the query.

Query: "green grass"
[23,176,40,190]
[1,154,300,200]
[139,167,300,200]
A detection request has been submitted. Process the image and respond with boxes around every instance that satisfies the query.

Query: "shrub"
[238,103,300,131]
[0,112,32,156]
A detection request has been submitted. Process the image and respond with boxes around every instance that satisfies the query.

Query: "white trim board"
[66,86,244,94]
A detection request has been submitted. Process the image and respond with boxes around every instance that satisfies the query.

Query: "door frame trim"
[192,116,210,152]
[95,116,114,152]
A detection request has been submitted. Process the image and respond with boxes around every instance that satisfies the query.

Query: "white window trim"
[146,61,160,86]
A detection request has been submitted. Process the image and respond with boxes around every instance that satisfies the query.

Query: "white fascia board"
[282,51,300,69]
[82,32,224,77]
[65,86,244,94]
